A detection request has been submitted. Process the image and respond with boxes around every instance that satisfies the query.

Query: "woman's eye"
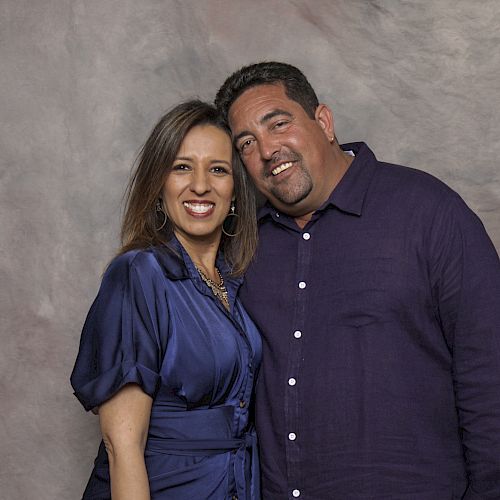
[172,163,190,171]
[211,166,229,174]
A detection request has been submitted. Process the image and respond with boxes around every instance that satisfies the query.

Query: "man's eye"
[240,139,254,153]
[273,120,288,129]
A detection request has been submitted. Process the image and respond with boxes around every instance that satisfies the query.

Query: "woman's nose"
[189,169,211,194]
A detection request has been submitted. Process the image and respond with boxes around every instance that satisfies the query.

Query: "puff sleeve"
[70,251,169,411]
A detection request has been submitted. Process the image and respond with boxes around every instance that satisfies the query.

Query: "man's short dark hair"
[215,61,319,121]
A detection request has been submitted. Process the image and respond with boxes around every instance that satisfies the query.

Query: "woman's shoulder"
[106,248,159,276]
[106,245,188,282]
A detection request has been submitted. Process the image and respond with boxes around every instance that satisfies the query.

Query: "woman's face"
[162,124,234,246]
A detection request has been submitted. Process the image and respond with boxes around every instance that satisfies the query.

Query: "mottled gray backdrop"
[1,1,499,498]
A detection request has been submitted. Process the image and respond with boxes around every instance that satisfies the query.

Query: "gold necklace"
[195,265,229,310]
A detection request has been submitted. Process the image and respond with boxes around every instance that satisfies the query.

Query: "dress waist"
[147,404,237,442]
[146,406,259,499]
[94,405,260,499]
[146,433,255,455]
[146,404,255,457]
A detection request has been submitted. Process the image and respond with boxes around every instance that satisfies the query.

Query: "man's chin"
[270,187,312,209]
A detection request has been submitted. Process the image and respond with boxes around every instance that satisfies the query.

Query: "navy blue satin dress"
[71,239,262,499]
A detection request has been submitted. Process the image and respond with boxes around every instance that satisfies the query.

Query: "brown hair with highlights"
[120,100,257,275]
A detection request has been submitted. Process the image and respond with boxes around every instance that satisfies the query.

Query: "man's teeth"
[272,162,293,176]
[183,202,214,214]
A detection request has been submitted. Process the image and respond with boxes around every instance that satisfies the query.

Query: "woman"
[71,101,261,499]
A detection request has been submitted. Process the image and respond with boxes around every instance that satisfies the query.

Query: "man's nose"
[258,134,280,161]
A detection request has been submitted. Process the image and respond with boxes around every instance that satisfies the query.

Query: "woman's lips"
[183,201,215,217]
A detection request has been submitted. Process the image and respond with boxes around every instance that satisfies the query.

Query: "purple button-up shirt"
[240,143,500,499]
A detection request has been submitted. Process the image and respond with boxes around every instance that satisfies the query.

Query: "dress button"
[239,400,246,408]
[292,489,301,497]
[302,232,310,240]
[293,330,302,339]
[275,212,280,218]
[288,378,296,386]
[288,432,297,441]
[298,281,306,289]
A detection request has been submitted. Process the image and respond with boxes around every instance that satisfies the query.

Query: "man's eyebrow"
[260,109,293,124]
[233,109,293,146]
[233,130,252,146]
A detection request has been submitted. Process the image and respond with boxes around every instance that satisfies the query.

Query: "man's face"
[228,83,334,217]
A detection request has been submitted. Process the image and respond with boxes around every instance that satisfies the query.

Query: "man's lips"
[266,152,300,177]
[271,161,294,176]
[183,201,215,216]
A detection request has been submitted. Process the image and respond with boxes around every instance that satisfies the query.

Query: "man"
[215,62,500,499]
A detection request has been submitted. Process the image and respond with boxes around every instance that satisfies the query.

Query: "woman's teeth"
[272,162,293,176]
[183,202,214,214]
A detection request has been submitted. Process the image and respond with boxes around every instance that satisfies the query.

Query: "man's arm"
[430,194,500,498]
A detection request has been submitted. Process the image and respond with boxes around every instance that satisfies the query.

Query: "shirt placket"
[285,228,312,499]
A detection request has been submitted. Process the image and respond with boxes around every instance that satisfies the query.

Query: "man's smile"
[271,161,294,176]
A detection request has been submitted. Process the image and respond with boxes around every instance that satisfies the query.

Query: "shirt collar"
[257,142,378,220]
[322,142,377,216]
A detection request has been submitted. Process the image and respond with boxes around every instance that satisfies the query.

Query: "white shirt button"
[288,378,296,386]
[298,281,306,289]
[292,490,301,498]
[302,232,310,240]
[293,330,302,339]
[288,432,297,441]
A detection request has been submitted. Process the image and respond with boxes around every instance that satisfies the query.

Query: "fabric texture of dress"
[71,238,262,499]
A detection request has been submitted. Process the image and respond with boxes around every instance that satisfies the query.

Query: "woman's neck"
[174,230,222,281]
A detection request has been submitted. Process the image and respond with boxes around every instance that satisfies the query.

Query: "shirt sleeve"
[429,193,500,498]
[70,251,168,411]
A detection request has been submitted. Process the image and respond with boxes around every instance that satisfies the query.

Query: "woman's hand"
[99,383,153,500]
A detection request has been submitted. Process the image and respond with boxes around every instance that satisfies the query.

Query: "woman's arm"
[99,383,153,500]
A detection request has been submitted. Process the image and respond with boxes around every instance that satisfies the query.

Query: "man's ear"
[315,104,335,142]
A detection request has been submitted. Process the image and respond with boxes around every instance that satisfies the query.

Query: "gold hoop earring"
[222,202,241,237]
[155,200,168,231]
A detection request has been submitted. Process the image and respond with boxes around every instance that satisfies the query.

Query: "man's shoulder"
[374,160,460,208]
[343,143,460,210]
[378,160,452,191]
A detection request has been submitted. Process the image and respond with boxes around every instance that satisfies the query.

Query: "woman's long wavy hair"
[120,100,257,276]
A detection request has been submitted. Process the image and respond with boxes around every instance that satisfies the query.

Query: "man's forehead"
[231,83,289,108]
[229,84,296,127]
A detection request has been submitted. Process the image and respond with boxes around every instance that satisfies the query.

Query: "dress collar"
[151,236,243,289]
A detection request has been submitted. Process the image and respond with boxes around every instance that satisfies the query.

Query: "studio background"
[1,1,499,498]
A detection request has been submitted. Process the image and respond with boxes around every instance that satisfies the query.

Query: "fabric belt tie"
[145,406,260,500]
